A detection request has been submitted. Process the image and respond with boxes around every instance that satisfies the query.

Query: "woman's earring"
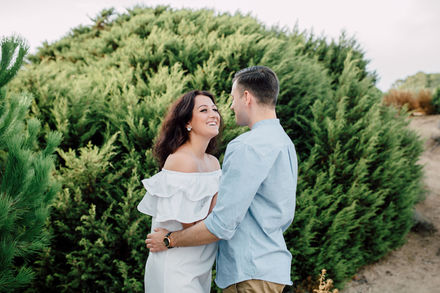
[187,126,192,131]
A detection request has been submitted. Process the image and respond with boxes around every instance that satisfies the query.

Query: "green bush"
[285,55,423,284]
[8,6,423,291]
[432,87,440,114]
[0,36,61,292]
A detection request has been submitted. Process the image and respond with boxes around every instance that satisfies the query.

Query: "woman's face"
[188,95,220,139]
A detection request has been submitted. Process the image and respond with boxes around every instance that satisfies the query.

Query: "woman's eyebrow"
[197,104,217,108]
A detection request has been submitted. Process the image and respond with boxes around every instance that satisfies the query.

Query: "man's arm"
[146,193,218,252]
[145,220,219,252]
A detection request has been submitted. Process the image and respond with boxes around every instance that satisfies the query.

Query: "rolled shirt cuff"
[205,211,236,240]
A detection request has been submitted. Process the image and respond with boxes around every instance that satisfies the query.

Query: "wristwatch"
[163,232,173,249]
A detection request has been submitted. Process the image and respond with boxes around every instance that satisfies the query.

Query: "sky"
[1,0,439,91]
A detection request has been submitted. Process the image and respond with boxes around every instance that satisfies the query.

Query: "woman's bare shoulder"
[207,154,220,170]
[163,152,198,173]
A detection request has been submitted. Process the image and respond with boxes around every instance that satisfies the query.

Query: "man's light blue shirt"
[205,118,298,288]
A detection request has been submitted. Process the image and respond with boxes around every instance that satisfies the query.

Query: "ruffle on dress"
[137,169,221,223]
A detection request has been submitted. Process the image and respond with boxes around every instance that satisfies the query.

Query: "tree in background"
[0,36,61,292]
[392,71,440,92]
[8,6,424,291]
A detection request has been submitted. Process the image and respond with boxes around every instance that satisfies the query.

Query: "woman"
[137,90,222,292]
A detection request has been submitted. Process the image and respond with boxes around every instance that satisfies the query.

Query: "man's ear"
[243,90,252,106]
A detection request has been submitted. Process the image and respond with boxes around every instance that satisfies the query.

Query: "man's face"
[230,81,248,126]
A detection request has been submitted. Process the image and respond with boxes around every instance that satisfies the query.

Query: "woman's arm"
[208,192,217,214]
[181,222,196,229]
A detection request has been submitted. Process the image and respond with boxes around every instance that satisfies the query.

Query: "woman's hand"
[145,228,169,252]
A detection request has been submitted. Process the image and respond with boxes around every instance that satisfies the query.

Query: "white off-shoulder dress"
[137,169,221,293]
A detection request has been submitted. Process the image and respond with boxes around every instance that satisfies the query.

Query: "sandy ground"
[341,115,440,293]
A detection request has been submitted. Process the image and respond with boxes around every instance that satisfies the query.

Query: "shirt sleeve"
[205,140,279,240]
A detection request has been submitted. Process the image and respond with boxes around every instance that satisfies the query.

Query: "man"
[146,66,298,292]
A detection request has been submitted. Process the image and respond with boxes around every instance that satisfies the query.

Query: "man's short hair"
[233,66,279,107]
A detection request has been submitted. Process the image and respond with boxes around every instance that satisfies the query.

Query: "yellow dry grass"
[383,89,434,114]
[313,269,339,293]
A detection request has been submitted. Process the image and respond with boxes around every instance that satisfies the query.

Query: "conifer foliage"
[432,87,440,114]
[8,6,423,291]
[0,36,61,292]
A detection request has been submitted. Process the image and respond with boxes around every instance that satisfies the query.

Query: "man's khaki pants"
[223,279,285,293]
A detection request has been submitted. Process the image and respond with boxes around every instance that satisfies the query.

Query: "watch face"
[163,237,170,247]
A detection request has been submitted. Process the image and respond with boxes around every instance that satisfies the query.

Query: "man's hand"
[145,228,169,252]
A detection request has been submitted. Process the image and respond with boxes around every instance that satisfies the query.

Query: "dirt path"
[341,115,440,293]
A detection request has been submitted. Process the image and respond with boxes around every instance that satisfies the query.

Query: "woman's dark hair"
[153,90,222,169]
[233,65,279,107]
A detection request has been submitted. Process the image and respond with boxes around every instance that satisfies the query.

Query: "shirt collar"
[251,118,280,130]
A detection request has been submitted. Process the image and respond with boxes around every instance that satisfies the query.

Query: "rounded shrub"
[8,6,423,291]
